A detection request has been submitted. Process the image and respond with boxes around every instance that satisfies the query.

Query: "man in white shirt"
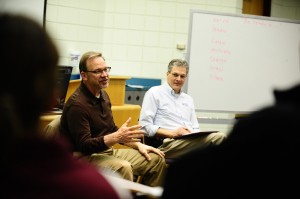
[139,59,226,159]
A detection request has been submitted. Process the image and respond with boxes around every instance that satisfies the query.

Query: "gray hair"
[167,59,189,74]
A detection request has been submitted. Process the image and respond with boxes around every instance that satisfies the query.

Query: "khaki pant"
[159,132,226,159]
[88,148,167,187]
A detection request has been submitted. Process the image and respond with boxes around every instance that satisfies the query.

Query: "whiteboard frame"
[185,10,300,114]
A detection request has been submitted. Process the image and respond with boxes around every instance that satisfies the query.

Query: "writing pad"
[174,131,219,139]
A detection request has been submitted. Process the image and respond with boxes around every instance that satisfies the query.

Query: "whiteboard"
[186,10,300,114]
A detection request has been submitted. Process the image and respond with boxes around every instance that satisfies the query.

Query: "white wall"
[45,0,243,82]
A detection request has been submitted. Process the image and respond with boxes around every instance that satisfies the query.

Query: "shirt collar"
[80,82,106,104]
[163,82,182,97]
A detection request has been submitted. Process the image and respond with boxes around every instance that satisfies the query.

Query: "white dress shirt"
[139,83,200,137]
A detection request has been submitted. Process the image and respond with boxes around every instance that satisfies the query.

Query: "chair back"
[42,115,61,138]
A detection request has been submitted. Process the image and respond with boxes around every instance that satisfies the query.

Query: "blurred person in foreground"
[162,82,300,198]
[0,13,131,199]
[139,59,227,159]
[59,51,167,187]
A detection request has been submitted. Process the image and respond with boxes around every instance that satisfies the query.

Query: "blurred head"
[0,14,58,135]
[167,59,189,94]
[79,51,110,96]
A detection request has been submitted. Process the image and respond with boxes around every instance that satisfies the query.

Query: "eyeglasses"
[85,67,111,74]
[171,73,186,79]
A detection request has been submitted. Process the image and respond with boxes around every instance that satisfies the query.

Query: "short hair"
[167,59,189,74]
[79,51,104,72]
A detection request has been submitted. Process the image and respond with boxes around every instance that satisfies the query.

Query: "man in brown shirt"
[60,51,167,187]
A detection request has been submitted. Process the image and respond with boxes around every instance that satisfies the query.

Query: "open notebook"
[43,65,73,115]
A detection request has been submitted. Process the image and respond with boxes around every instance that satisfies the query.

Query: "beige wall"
[271,0,300,20]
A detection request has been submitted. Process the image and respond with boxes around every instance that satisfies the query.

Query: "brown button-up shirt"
[60,82,118,155]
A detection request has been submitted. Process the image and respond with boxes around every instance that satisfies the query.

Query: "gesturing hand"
[115,117,144,143]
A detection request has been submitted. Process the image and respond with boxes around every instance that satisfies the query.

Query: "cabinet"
[125,90,146,106]
[125,77,161,106]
